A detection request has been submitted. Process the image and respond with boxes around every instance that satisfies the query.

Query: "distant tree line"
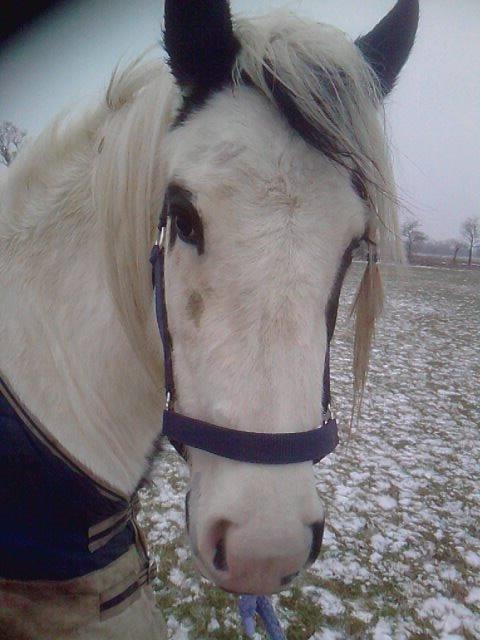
[401,217,480,267]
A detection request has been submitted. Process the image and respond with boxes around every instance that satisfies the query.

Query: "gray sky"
[1,0,479,241]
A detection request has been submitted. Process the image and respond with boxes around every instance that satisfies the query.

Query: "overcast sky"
[1,0,479,241]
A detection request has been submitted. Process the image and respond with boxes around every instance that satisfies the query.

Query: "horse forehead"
[166,87,362,225]
[166,86,313,174]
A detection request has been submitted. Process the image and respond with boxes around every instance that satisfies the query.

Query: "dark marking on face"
[187,291,205,328]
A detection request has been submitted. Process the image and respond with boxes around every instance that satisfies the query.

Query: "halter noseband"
[150,203,339,465]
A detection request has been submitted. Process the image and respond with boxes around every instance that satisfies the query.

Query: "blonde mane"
[94,57,176,387]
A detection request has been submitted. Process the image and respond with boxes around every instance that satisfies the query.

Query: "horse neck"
[0,91,168,495]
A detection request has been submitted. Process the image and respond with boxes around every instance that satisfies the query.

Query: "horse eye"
[166,186,204,254]
[174,210,196,245]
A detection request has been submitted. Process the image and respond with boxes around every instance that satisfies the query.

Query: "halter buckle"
[323,403,335,424]
[165,391,172,411]
[155,225,167,250]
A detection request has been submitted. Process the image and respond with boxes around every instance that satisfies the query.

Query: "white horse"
[0,1,418,638]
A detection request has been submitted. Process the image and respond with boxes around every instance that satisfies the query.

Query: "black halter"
[150,204,339,465]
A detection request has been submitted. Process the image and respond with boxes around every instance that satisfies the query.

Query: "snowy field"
[139,264,480,640]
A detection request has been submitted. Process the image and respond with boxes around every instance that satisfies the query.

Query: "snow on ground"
[139,264,480,639]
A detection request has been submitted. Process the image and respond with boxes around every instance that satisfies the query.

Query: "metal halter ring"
[156,225,167,249]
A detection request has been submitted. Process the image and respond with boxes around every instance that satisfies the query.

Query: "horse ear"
[163,0,240,92]
[356,0,419,95]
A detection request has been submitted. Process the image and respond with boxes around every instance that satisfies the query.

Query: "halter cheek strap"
[150,205,339,465]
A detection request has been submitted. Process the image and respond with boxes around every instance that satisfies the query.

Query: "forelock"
[231,12,402,261]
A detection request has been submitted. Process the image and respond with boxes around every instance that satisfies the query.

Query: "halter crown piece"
[149,202,340,639]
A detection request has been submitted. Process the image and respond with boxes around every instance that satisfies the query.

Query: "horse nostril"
[213,537,228,572]
[307,520,324,565]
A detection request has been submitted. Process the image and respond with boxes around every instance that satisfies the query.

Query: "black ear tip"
[356,0,420,95]
[163,0,239,90]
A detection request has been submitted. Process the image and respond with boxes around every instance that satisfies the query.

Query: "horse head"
[158,0,419,596]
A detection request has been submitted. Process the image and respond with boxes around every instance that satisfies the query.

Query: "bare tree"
[461,217,479,267]
[0,121,26,167]
[401,218,427,262]
[451,240,463,265]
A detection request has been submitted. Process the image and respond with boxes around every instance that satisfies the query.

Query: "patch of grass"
[462,626,480,640]
[408,632,433,640]
[278,588,323,639]
[309,577,364,600]
[343,616,368,638]
[447,581,468,601]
